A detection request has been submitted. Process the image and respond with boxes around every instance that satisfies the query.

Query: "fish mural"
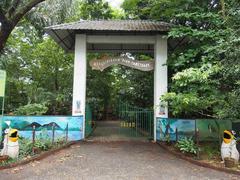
[1,116,84,141]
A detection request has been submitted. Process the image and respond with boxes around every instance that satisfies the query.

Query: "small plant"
[19,137,34,158]
[1,136,67,167]
[18,137,52,158]
[176,137,198,154]
[165,134,171,144]
[201,143,220,160]
[34,139,52,151]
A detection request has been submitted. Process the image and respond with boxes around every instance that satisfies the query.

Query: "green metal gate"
[85,104,95,137]
[116,101,154,139]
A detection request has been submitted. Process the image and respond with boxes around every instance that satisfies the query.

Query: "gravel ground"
[0,141,238,180]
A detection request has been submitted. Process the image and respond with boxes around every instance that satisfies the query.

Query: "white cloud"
[105,0,124,8]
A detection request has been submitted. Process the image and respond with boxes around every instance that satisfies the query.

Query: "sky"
[105,0,124,8]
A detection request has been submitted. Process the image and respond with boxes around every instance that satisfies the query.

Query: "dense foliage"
[122,0,240,119]
[0,0,239,120]
[161,0,240,119]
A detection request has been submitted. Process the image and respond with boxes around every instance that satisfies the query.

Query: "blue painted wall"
[2,116,84,141]
[156,118,232,141]
[156,118,195,141]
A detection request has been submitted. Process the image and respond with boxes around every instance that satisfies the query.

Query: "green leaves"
[14,103,48,115]
[78,0,113,20]
[172,64,220,87]
[176,137,198,154]
[158,0,240,119]
[161,63,224,117]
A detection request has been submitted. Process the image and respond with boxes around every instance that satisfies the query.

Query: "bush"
[0,137,66,166]
[201,143,220,160]
[176,137,198,154]
[18,137,52,158]
[19,137,34,158]
[14,103,48,115]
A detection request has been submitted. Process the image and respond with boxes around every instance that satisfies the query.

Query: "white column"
[72,34,87,138]
[154,35,168,141]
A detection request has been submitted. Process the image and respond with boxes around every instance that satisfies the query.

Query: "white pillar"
[154,35,168,141]
[72,34,87,138]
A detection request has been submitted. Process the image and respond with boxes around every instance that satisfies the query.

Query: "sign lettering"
[89,56,154,71]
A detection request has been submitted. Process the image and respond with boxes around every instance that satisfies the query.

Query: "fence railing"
[85,104,94,137]
[156,118,233,142]
[116,101,154,139]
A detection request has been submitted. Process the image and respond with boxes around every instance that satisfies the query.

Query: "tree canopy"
[0,0,239,120]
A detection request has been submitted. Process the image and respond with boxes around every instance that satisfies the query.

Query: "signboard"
[89,56,154,71]
[0,70,6,97]
[74,100,82,114]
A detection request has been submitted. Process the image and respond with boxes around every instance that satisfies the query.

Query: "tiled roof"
[46,20,171,32]
[45,20,172,52]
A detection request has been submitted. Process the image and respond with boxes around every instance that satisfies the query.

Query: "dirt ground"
[0,141,238,180]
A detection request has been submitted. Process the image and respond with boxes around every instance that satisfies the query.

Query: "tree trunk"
[0,0,46,52]
[220,0,226,18]
[0,24,14,52]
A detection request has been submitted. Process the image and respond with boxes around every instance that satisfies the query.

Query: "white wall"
[154,35,168,141]
[72,34,87,138]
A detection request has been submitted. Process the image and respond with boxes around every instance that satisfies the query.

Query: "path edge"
[0,140,81,170]
[157,142,240,176]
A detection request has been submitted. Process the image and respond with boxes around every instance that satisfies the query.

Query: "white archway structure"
[46,20,171,141]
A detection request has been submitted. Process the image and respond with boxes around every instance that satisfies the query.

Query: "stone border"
[157,142,240,176]
[0,140,81,170]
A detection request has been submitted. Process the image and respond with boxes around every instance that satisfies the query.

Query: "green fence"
[116,101,154,139]
[85,104,94,137]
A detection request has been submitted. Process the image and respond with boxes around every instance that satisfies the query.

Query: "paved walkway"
[87,121,148,142]
[0,141,238,180]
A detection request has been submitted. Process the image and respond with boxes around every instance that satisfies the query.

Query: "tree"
[0,0,46,52]
[68,0,113,22]
[26,0,75,35]
[1,0,116,116]
[0,0,74,52]
[122,0,240,119]
[0,18,74,114]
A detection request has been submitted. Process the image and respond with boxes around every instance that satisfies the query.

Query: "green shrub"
[19,137,34,158]
[34,139,52,151]
[1,137,66,166]
[176,137,198,154]
[201,143,220,159]
[164,134,171,143]
[14,103,48,115]
[18,137,52,158]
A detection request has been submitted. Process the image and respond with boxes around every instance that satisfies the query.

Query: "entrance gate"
[117,102,153,139]
[46,20,171,141]
[85,102,153,140]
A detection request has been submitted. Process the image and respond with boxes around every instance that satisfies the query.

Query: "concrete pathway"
[87,121,148,142]
[0,141,238,180]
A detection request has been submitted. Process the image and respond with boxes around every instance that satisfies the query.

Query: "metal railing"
[85,104,95,137]
[116,101,154,139]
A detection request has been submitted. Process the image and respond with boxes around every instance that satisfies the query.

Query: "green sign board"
[0,70,6,97]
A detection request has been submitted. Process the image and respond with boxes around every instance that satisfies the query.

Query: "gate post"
[154,35,168,141]
[72,34,87,139]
